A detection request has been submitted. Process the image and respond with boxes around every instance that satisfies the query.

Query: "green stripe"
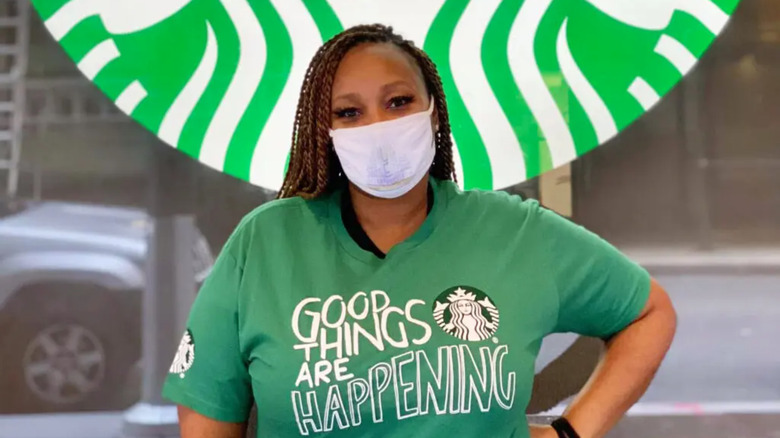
[710,0,740,14]
[285,0,344,174]
[483,0,551,179]
[566,85,599,155]
[648,51,691,96]
[223,0,293,180]
[534,0,598,158]
[58,16,107,64]
[302,0,344,41]
[284,0,344,183]
[31,0,71,20]
[567,2,650,130]
[665,12,719,58]
[114,4,211,133]
[57,17,134,115]
[538,19,600,158]
[93,61,135,101]
[425,0,492,190]
[176,3,241,159]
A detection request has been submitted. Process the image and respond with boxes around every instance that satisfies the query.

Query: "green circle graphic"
[32,0,740,191]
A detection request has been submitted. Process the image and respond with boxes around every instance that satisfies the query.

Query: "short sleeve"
[532,203,651,338]
[162,250,252,423]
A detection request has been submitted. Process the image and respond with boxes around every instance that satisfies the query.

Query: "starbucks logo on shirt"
[169,329,195,378]
[433,287,499,342]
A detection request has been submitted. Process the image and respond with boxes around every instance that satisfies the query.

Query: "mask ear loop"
[431,96,441,156]
[429,96,441,153]
[430,95,439,137]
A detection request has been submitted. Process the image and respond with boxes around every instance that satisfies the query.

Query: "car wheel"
[0,283,139,413]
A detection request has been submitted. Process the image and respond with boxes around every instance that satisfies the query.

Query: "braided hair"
[277,24,457,200]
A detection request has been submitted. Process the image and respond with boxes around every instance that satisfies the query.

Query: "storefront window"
[1,2,777,437]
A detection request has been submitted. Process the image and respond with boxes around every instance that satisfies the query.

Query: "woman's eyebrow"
[381,80,413,93]
[332,92,361,106]
[331,80,414,106]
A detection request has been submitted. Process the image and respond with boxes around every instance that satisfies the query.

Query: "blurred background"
[0,0,778,437]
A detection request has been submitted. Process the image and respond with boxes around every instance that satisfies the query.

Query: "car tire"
[0,283,138,414]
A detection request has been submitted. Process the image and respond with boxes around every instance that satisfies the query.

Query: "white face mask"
[330,98,436,199]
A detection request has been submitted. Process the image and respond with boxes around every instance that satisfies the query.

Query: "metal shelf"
[0,0,28,199]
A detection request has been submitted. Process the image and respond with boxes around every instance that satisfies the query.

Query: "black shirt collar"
[340,184,434,259]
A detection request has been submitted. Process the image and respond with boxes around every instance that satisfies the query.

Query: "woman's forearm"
[563,279,677,438]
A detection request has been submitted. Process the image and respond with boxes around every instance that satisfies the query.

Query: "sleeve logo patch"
[169,329,195,378]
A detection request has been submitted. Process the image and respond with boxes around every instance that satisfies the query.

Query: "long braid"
[278,24,457,199]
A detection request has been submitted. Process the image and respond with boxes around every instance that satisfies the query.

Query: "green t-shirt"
[162,178,650,437]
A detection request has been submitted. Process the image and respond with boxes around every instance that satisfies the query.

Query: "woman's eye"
[388,95,414,109]
[334,107,359,119]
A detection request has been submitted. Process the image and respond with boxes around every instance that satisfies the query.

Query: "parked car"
[0,199,213,414]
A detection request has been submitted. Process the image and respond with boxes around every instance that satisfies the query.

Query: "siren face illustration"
[433,287,500,342]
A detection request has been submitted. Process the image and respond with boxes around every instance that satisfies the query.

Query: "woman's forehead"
[333,42,425,91]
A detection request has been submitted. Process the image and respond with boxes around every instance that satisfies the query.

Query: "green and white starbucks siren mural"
[32,0,739,191]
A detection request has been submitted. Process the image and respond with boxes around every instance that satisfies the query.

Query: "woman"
[163,24,676,438]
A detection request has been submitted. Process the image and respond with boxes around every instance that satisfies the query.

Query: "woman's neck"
[348,178,430,254]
